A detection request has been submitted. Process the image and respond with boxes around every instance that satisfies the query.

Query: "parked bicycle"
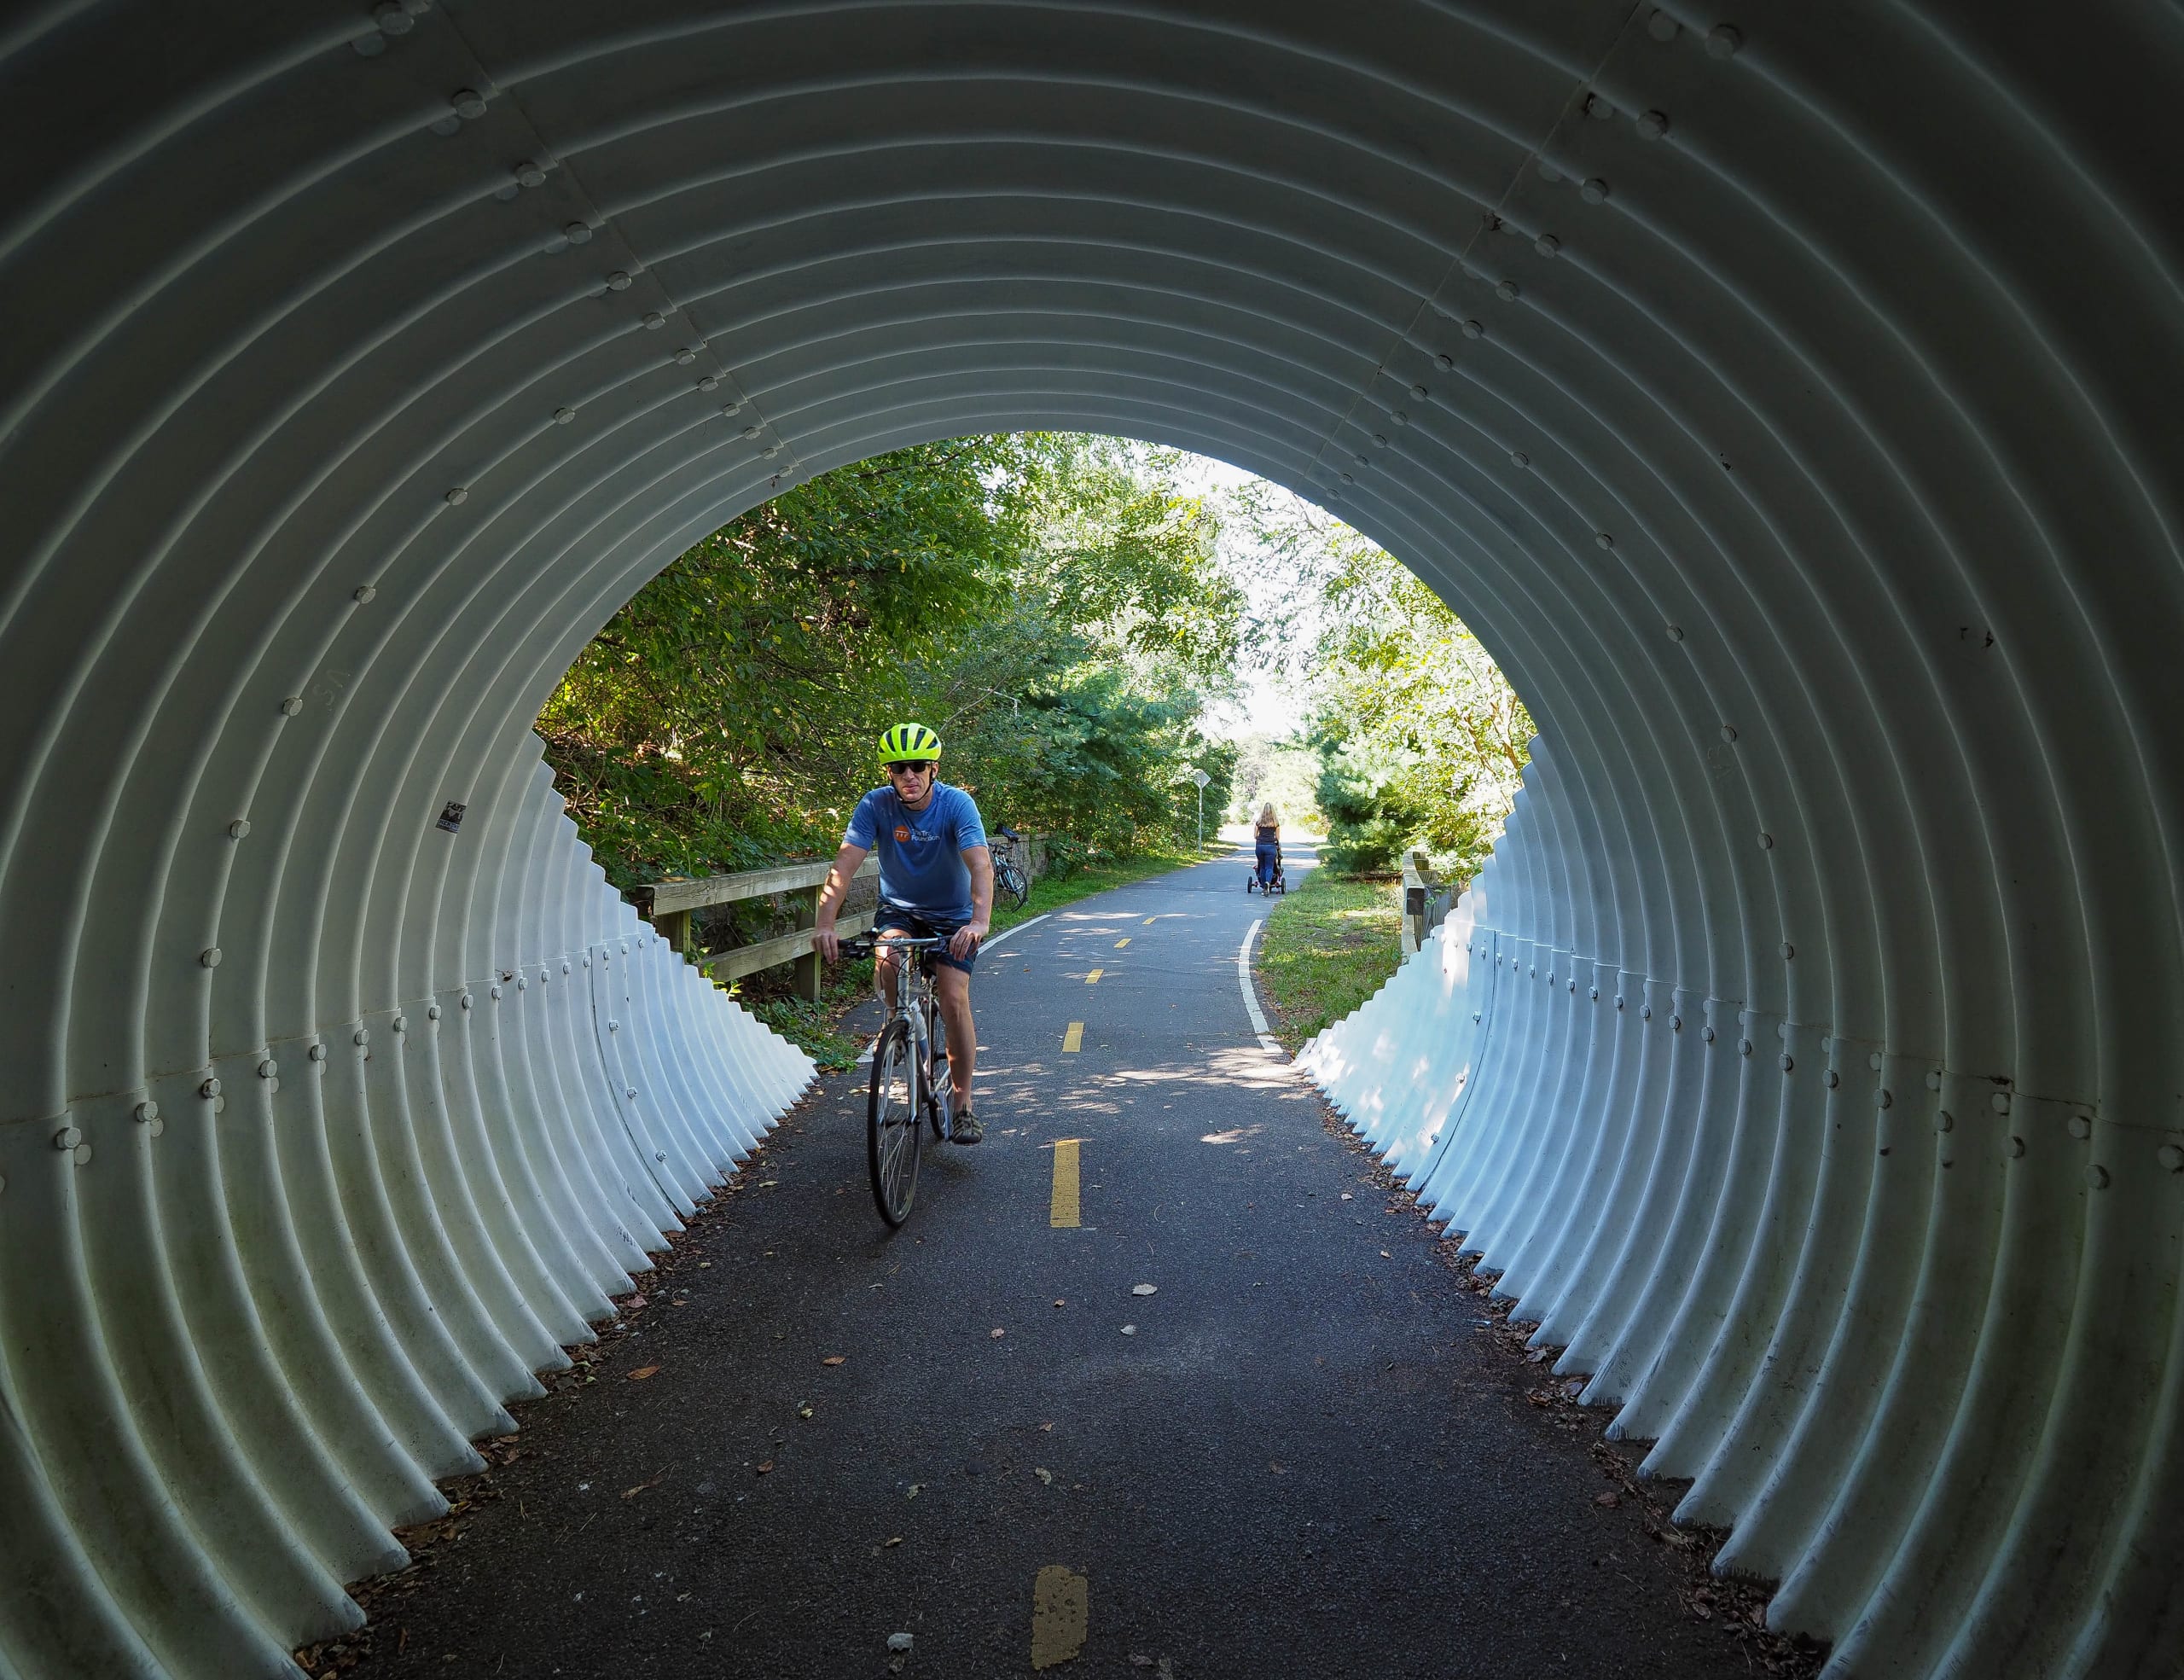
[844,930,958,1226]
[991,825,1031,910]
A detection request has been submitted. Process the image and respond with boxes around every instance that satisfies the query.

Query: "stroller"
[1246,836,1287,895]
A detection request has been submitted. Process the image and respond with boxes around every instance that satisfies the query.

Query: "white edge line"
[982,911,1049,952]
[1238,919,1285,1056]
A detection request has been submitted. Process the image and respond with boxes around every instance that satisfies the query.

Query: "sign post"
[1191,767,1211,852]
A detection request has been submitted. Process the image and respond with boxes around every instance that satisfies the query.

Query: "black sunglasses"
[886,760,934,775]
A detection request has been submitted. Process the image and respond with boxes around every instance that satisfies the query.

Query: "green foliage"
[1256,865,1405,1049]
[538,435,1244,892]
[1228,482,1531,884]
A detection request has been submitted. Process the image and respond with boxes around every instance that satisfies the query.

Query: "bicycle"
[844,931,958,1227]
[992,825,1031,910]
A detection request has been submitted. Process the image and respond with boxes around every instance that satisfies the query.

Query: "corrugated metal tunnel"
[1,2,2178,1674]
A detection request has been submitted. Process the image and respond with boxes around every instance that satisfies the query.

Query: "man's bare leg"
[934,964,976,1109]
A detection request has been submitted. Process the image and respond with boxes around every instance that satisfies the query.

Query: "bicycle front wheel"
[868,1018,923,1227]
[926,1001,950,1141]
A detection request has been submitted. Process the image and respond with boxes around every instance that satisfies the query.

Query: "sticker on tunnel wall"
[437,801,467,834]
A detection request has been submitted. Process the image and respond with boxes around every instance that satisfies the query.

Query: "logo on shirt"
[894,825,911,843]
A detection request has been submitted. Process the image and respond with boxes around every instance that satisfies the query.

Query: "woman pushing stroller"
[1249,802,1285,894]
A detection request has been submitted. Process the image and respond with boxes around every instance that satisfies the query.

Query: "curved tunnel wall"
[0,1,2179,1674]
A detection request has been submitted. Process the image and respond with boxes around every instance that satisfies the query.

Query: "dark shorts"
[875,904,979,974]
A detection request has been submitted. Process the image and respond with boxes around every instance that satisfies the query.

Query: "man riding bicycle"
[814,723,995,1143]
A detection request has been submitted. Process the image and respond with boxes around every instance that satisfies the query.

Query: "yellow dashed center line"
[1031,1567,1089,1670]
[1049,1138,1082,1228]
[1062,1021,1084,1053]
[1085,968,1102,984]
[1113,937,1130,948]
[1142,916,1155,926]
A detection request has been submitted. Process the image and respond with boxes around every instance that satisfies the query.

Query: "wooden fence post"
[792,885,822,1003]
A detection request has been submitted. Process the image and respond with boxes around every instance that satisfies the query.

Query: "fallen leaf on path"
[822,1356,846,1366]
[755,1461,775,1475]
[627,1293,648,1310]
[1039,1421,1054,1432]
[1594,1491,1619,1507]
[1380,1250,1391,1259]
[990,1328,1006,1340]
[797,1405,814,1420]
[885,1537,903,1547]
[1339,1193,1353,1201]
[1119,1324,1137,1335]
[758,1180,779,1189]
[906,1484,923,1500]
[628,1366,660,1381]
[1131,1283,1157,1296]
[1035,1468,1054,1485]
[1269,1462,1287,1474]
[621,1470,665,1500]
[1053,1299,1066,1308]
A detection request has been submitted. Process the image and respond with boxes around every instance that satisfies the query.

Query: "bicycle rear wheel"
[867,1018,922,1226]
[998,858,1029,910]
[926,1000,950,1140]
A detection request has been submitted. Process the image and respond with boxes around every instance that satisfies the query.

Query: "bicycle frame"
[870,933,952,1141]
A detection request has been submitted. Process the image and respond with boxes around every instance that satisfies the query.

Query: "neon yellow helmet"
[877,722,942,764]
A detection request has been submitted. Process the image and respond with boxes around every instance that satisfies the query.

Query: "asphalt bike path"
[334,848,1759,1679]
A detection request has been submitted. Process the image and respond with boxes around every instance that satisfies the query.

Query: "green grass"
[1255,867,1404,1051]
[736,840,1227,1068]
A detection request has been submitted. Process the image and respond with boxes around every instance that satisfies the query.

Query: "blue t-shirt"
[844,781,989,920]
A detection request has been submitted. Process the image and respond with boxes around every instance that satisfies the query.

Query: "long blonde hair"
[1258,801,1279,828]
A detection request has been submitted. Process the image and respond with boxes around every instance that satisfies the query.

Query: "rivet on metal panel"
[1992,1091,2013,1114]
[1340,471,1355,485]
[516,975,526,991]
[1436,353,1455,371]
[54,1126,81,1150]
[427,1004,441,1021]
[1534,234,1560,257]
[1739,1038,1753,1056]
[134,1102,159,1124]
[1877,1089,1893,1109]
[540,968,551,984]
[1670,1014,1682,1030]
[2159,1144,2184,1172]
[1567,979,1577,993]
[257,1059,277,1078]
[450,88,486,119]
[73,1144,91,1166]
[1461,319,1485,340]
[697,375,721,392]
[1926,1069,1943,1090]
[1530,966,1536,978]
[490,985,502,1000]
[1707,25,1742,58]
[1867,1051,1883,1072]
[1589,986,1598,1000]
[562,961,572,974]
[1641,1004,1653,1020]
[626,1089,637,1100]
[1720,724,1737,742]
[1639,110,1670,139]
[584,955,591,967]
[1369,433,1388,450]
[564,222,593,244]
[642,311,666,329]
[353,32,388,55]
[654,1152,667,1164]
[1703,1026,1716,1043]
[1355,452,1371,467]
[2086,1165,2111,1190]
[200,947,221,968]
[514,160,547,188]
[722,400,745,416]
[554,407,576,425]
[1595,532,1614,549]
[281,696,304,716]
[1667,625,1684,641]
[1826,1070,1840,1089]
[1390,410,1409,427]
[1780,942,1794,959]
[353,1028,369,1046]
[1472,1012,1482,1023]
[606,271,632,291]
[200,1078,221,1099]
[673,346,699,365]
[444,487,468,506]
[1647,9,1677,41]
[228,819,250,839]
[459,993,472,1010]
[1758,832,1774,849]
[1496,280,1520,301]
[1410,385,1430,401]
[608,1020,619,1032]
[1780,1054,1794,1073]
[1935,1110,1955,1132]
[309,1043,327,1061]
[1581,178,1611,204]
[2008,1136,2026,1159]
[1510,451,1529,468]
[373,2,413,33]
[741,425,763,439]
[1585,93,1615,119]
[392,1015,407,1034]
[764,444,782,458]
[2067,1113,2092,1139]
[352,585,376,604]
